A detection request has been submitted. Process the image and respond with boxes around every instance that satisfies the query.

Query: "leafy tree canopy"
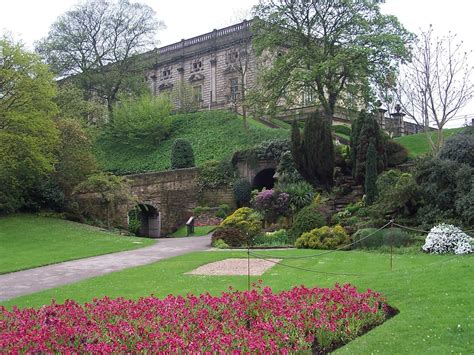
[252,0,413,118]
[37,0,164,111]
[0,36,59,213]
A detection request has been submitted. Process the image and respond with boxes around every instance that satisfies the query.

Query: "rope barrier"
[249,220,393,260]
[392,223,474,234]
[248,251,364,276]
[241,218,473,277]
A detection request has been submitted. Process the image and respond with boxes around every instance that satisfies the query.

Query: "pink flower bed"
[0,283,394,353]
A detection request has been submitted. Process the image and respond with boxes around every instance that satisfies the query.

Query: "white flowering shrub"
[422,223,473,255]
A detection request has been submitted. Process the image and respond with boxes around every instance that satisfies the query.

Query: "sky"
[1,0,473,126]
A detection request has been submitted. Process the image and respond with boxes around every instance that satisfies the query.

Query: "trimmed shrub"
[211,227,247,247]
[290,205,326,241]
[220,207,262,237]
[233,179,252,206]
[385,140,408,167]
[352,228,413,249]
[213,239,230,249]
[295,225,350,250]
[171,138,195,169]
[422,223,473,255]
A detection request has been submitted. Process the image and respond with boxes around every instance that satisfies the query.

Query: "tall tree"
[54,119,98,197]
[351,111,386,184]
[0,36,59,213]
[37,0,164,111]
[252,0,413,120]
[291,110,334,189]
[364,142,378,205]
[396,26,474,153]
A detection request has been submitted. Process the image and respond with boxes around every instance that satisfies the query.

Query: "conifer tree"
[291,111,334,189]
[171,139,195,169]
[351,111,386,183]
[365,142,378,205]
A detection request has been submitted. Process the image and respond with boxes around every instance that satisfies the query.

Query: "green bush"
[233,179,252,206]
[295,225,350,249]
[213,239,230,249]
[220,207,262,237]
[104,95,174,150]
[352,228,414,249]
[385,140,408,167]
[213,204,231,218]
[439,126,474,167]
[252,229,290,246]
[275,150,303,184]
[290,205,326,241]
[333,125,352,137]
[374,171,421,218]
[170,138,195,169]
[128,208,141,236]
[211,227,247,247]
[197,159,235,191]
[277,181,315,211]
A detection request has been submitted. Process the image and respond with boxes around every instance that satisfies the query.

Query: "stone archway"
[252,168,276,190]
[129,204,161,238]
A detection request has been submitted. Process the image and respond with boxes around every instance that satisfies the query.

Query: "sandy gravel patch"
[187,258,281,276]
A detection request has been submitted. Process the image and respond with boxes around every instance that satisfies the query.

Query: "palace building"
[142,20,422,136]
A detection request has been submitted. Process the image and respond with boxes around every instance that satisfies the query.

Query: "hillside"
[0,215,154,274]
[96,111,289,175]
[395,128,463,157]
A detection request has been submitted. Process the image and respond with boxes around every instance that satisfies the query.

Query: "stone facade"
[143,20,423,136]
[144,20,256,111]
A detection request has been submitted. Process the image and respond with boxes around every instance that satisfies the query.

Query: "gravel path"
[187,258,281,276]
[0,236,211,302]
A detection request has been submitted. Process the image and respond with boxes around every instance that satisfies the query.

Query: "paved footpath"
[0,235,211,302]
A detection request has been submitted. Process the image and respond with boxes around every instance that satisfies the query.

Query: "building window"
[160,67,172,80]
[230,78,239,101]
[301,87,314,106]
[191,59,202,72]
[193,85,202,103]
[226,49,239,64]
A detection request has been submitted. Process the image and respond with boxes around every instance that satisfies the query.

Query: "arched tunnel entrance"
[252,168,276,190]
[128,204,161,238]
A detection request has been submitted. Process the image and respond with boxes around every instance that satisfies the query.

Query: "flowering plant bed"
[0,283,396,353]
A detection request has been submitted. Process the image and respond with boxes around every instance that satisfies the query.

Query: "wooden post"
[390,219,394,271]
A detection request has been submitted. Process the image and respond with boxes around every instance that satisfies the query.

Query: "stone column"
[210,57,217,104]
[390,104,406,137]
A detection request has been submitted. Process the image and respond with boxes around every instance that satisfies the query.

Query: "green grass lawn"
[0,215,155,274]
[2,249,472,353]
[168,225,217,237]
[395,127,463,157]
[96,110,289,174]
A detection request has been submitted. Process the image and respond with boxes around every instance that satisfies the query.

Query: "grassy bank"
[96,110,289,174]
[0,215,154,274]
[395,127,463,157]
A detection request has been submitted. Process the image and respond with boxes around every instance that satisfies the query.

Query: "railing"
[157,20,251,56]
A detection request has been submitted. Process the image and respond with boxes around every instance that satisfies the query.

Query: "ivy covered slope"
[96,111,288,174]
